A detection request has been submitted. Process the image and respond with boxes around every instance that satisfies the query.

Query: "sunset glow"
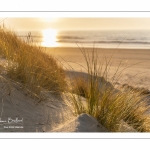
[41,29,58,47]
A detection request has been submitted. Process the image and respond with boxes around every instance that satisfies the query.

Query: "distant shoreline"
[44,47,150,57]
[18,29,150,49]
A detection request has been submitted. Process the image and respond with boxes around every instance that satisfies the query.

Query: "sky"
[1,18,150,31]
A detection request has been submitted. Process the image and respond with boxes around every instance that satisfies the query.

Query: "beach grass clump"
[68,48,150,132]
[97,87,150,132]
[0,27,66,99]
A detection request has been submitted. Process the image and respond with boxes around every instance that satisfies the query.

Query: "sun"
[41,29,58,47]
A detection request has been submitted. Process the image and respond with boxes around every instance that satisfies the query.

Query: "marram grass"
[68,47,150,132]
[0,27,66,100]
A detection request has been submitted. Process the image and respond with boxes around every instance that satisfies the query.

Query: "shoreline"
[45,46,150,51]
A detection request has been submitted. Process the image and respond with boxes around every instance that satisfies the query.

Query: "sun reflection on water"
[42,29,59,47]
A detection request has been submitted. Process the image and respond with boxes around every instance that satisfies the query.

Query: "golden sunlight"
[42,29,59,47]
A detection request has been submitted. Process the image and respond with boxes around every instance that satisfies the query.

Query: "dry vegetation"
[68,48,150,132]
[0,27,150,132]
[0,27,66,100]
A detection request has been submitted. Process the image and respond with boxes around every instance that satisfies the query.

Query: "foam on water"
[17,30,150,49]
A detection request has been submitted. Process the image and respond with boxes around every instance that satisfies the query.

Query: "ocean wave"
[57,36,84,40]
[57,40,150,45]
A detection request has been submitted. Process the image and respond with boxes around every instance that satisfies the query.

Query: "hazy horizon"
[1,18,150,48]
[1,18,150,31]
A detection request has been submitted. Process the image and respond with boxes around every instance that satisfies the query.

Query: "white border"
[0,133,149,138]
[0,0,150,11]
[0,3,150,140]
[1,12,150,18]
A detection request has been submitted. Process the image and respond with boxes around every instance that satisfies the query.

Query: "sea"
[17,30,150,49]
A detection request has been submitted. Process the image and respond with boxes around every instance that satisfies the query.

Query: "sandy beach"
[0,46,150,132]
[46,47,150,90]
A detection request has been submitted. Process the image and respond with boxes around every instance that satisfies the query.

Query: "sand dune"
[0,77,136,132]
[0,47,150,132]
[0,74,110,132]
[0,75,73,132]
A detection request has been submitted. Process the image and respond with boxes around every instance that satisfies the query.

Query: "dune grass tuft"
[0,27,66,100]
[68,47,150,132]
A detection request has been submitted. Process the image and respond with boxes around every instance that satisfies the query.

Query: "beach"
[0,45,150,132]
[46,47,150,90]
